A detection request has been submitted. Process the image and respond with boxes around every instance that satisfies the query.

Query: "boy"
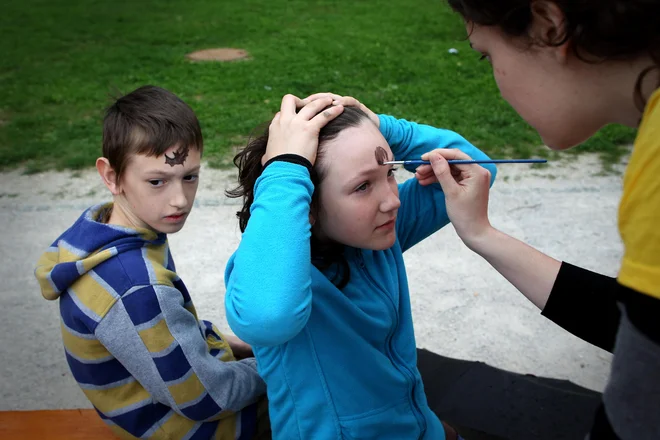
[35,85,268,439]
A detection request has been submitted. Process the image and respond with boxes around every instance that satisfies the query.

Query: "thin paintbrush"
[381,159,547,166]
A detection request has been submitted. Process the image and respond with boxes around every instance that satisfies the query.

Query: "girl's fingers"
[279,94,301,121]
[268,112,282,133]
[301,92,343,104]
[296,97,334,121]
[332,96,361,107]
[309,104,344,130]
[335,97,379,126]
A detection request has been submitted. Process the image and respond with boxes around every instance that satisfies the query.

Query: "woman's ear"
[96,157,122,195]
[530,1,571,61]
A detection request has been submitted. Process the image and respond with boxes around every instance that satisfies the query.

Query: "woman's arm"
[426,149,621,350]
[542,262,620,352]
[465,226,561,310]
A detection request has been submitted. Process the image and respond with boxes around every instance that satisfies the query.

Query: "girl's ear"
[309,212,316,227]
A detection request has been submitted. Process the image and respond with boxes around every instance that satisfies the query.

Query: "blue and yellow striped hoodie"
[35,203,266,439]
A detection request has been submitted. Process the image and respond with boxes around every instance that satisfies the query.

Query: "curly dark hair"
[226,106,373,289]
[446,0,660,109]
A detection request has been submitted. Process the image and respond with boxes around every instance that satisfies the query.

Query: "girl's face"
[314,121,401,251]
[467,23,608,150]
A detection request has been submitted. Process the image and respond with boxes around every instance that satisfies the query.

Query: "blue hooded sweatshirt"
[225,114,497,439]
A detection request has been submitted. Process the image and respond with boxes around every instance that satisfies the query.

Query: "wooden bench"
[0,409,118,439]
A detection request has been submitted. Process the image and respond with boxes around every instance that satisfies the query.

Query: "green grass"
[1,0,635,172]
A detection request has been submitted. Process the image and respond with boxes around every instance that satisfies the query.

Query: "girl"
[420,1,660,438]
[224,94,496,439]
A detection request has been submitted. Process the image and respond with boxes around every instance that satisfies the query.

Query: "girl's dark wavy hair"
[226,106,372,289]
[447,0,660,110]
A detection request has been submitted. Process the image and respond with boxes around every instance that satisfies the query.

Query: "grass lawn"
[1,0,635,172]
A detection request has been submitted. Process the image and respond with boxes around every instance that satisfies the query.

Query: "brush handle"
[384,159,547,166]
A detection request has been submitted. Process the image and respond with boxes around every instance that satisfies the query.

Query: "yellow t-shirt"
[618,87,660,299]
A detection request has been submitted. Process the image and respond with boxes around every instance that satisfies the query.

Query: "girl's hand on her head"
[418,148,493,246]
[261,94,344,166]
[301,92,379,128]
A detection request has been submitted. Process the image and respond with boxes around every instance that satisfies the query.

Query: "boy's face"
[315,122,400,251]
[117,144,201,234]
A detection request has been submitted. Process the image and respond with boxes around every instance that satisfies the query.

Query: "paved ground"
[0,154,622,410]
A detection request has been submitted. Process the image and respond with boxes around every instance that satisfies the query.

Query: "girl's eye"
[387,168,397,178]
[148,179,164,187]
[184,174,199,182]
[355,182,369,192]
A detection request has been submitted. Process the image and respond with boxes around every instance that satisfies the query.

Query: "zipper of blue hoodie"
[356,250,427,438]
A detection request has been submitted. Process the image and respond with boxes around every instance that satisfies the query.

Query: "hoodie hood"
[35,203,166,300]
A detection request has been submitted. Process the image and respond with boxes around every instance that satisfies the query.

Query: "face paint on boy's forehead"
[164,147,189,167]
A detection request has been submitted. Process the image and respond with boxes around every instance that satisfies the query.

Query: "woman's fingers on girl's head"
[297,96,334,121]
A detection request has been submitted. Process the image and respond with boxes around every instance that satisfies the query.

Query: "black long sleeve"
[541,262,621,352]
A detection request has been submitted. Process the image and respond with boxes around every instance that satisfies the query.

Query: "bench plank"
[0,409,118,439]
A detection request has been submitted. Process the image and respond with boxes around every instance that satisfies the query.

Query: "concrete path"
[0,154,621,410]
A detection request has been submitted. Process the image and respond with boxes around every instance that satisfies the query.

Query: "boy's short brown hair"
[103,85,203,179]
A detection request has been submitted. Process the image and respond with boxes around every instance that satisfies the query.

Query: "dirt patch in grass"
[186,48,250,62]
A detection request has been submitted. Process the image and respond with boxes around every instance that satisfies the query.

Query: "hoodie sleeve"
[378,114,497,252]
[225,161,314,348]
[95,284,266,421]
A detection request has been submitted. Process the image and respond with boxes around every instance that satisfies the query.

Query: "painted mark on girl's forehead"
[164,147,189,167]
[375,146,389,166]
